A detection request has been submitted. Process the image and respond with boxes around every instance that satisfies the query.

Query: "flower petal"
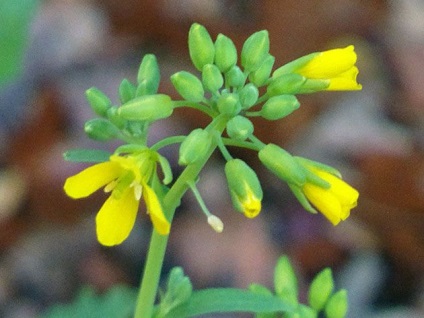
[302,183,342,225]
[143,185,170,235]
[327,67,362,91]
[297,46,357,79]
[96,187,139,246]
[64,161,122,198]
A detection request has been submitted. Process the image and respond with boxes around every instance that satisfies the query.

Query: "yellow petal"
[64,161,122,198]
[297,46,357,79]
[143,185,170,235]
[327,67,362,91]
[302,183,342,225]
[242,192,262,218]
[96,187,139,246]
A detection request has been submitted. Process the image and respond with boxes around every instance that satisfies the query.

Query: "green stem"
[134,115,228,318]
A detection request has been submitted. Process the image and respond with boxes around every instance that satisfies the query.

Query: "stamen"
[133,183,143,201]
[104,180,118,193]
[207,215,224,233]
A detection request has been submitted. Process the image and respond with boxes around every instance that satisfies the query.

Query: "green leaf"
[165,288,295,317]
[0,0,39,85]
[63,149,111,163]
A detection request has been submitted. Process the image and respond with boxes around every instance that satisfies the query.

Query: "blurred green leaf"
[0,0,39,85]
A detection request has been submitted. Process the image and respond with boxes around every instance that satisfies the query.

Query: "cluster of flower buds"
[84,55,173,143]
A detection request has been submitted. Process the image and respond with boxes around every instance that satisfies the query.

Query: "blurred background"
[0,0,423,317]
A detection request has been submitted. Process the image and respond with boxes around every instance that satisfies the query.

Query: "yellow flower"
[64,151,170,246]
[295,45,362,91]
[239,189,262,218]
[301,166,359,225]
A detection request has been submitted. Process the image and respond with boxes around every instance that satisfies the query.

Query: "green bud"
[258,144,306,187]
[324,290,348,318]
[202,64,223,93]
[106,106,126,129]
[84,118,119,141]
[118,79,136,104]
[118,94,173,121]
[214,33,237,72]
[171,71,204,102]
[226,116,254,141]
[273,52,318,78]
[188,23,215,71]
[267,73,306,96]
[225,159,263,218]
[241,30,270,72]
[260,95,300,120]
[137,54,160,94]
[224,65,245,88]
[239,83,259,109]
[179,129,212,165]
[308,268,334,311]
[274,256,298,307]
[217,92,241,116]
[85,87,112,117]
[297,305,317,318]
[248,55,275,87]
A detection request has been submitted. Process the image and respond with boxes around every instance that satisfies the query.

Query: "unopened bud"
[171,71,204,102]
[226,116,254,141]
[260,95,300,120]
[85,87,111,117]
[325,290,348,318]
[248,55,275,87]
[214,33,237,73]
[118,79,136,104]
[84,118,119,141]
[202,64,223,93]
[118,94,173,121]
[224,65,245,89]
[137,54,160,94]
[308,268,334,311]
[217,92,241,116]
[188,23,215,71]
[241,30,270,72]
[239,83,259,109]
[207,215,224,233]
[274,256,299,307]
[179,129,212,165]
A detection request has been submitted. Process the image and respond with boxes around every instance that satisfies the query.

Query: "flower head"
[295,45,362,91]
[64,151,170,246]
[295,163,359,226]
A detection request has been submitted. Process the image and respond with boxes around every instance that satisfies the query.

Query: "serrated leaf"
[63,149,111,163]
[164,288,295,317]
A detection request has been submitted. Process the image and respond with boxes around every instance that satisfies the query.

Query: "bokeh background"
[0,0,423,317]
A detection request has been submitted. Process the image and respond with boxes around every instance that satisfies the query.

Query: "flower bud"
[248,55,275,87]
[84,118,119,141]
[106,106,126,129]
[308,268,334,311]
[207,215,224,233]
[267,73,306,96]
[225,159,263,218]
[118,79,136,104]
[202,64,223,93]
[179,129,212,165]
[137,54,160,94]
[226,116,254,141]
[171,71,204,102]
[217,92,241,116]
[188,23,215,71]
[274,255,298,307]
[325,290,348,318]
[214,33,237,72]
[273,52,318,78]
[260,95,300,120]
[224,65,245,88]
[85,87,111,117]
[258,144,306,187]
[239,83,259,109]
[118,94,173,121]
[241,30,270,72]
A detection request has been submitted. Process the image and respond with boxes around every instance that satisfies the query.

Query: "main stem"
[134,116,228,318]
